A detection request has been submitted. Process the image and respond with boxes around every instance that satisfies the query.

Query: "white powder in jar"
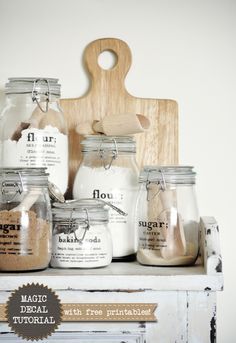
[73,165,139,258]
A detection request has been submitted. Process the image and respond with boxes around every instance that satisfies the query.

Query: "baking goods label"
[51,225,112,268]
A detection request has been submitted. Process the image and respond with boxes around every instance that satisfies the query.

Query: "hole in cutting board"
[98,50,118,70]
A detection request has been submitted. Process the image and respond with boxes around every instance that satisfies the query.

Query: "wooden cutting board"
[60,38,178,197]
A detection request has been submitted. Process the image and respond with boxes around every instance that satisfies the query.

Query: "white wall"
[0,0,235,341]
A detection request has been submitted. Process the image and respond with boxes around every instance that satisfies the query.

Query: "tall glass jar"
[73,135,139,261]
[0,167,52,271]
[137,166,199,266]
[0,78,68,195]
[51,199,112,269]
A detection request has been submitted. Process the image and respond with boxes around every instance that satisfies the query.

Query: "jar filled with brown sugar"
[0,168,52,271]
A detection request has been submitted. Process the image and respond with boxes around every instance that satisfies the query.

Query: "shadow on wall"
[0,88,6,113]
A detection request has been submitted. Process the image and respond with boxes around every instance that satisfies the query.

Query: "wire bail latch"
[31,78,50,113]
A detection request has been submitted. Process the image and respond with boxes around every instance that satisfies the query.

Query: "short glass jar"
[136,166,199,266]
[72,135,139,261]
[51,199,112,268]
[0,167,52,271]
[0,77,68,194]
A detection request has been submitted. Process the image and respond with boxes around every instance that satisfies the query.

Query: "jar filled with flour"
[51,199,112,268]
[0,167,52,271]
[73,135,139,261]
[137,166,199,266]
[0,78,68,195]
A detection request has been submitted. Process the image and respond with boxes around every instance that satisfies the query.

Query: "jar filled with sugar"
[137,166,199,266]
[0,167,52,271]
[51,199,113,268]
[73,135,139,261]
[0,78,68,195]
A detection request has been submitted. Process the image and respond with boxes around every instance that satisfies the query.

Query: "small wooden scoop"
[160,210,187,260]
[159,189,187,259]
[11,190,42,212]
[76,113,150,136]
[11,107,65,141]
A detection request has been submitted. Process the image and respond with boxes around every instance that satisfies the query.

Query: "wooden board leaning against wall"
[60,38,178,197]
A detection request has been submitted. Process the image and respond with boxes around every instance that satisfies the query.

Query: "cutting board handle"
[84,38,132,88]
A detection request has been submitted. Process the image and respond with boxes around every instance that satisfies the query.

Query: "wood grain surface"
[60,38,178,197]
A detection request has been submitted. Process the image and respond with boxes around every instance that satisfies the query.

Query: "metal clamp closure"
[1,172,24,203]
[53,208,90,244]
[70,207,90,243]
[31,78,50,113]
[146,169,166,201]
[98,138,118,170]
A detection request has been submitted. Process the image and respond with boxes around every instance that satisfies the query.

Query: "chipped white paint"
[0,217,223,342]
[201,217,222,276]
[187,291,217,342]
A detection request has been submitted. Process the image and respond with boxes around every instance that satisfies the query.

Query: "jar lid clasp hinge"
[31,78,50,113]
[146,169,167,201]
[70,207,90,243]
[98,138,118,170]
[1,172,24,203]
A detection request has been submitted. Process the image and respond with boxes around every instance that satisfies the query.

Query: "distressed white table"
[0,217,223,343]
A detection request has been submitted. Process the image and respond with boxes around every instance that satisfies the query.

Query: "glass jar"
[0,167,52,271]
[51,199,112,268]
[136,166,199,266]
[73,135,139,261]
[0,78,68,195]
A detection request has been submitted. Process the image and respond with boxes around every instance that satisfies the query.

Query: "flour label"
[0,126,68,194]
[73,165,139,257]
[91,187,138,257]
[92,188,130,225]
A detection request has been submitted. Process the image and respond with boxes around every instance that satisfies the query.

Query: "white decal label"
[1,126,68,194]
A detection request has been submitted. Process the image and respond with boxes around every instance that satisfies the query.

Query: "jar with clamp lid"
[51,199,113,268]
[72,135,139,261]
[0,167,52,271]
[0,77,68,195]
[136,166,199,266]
